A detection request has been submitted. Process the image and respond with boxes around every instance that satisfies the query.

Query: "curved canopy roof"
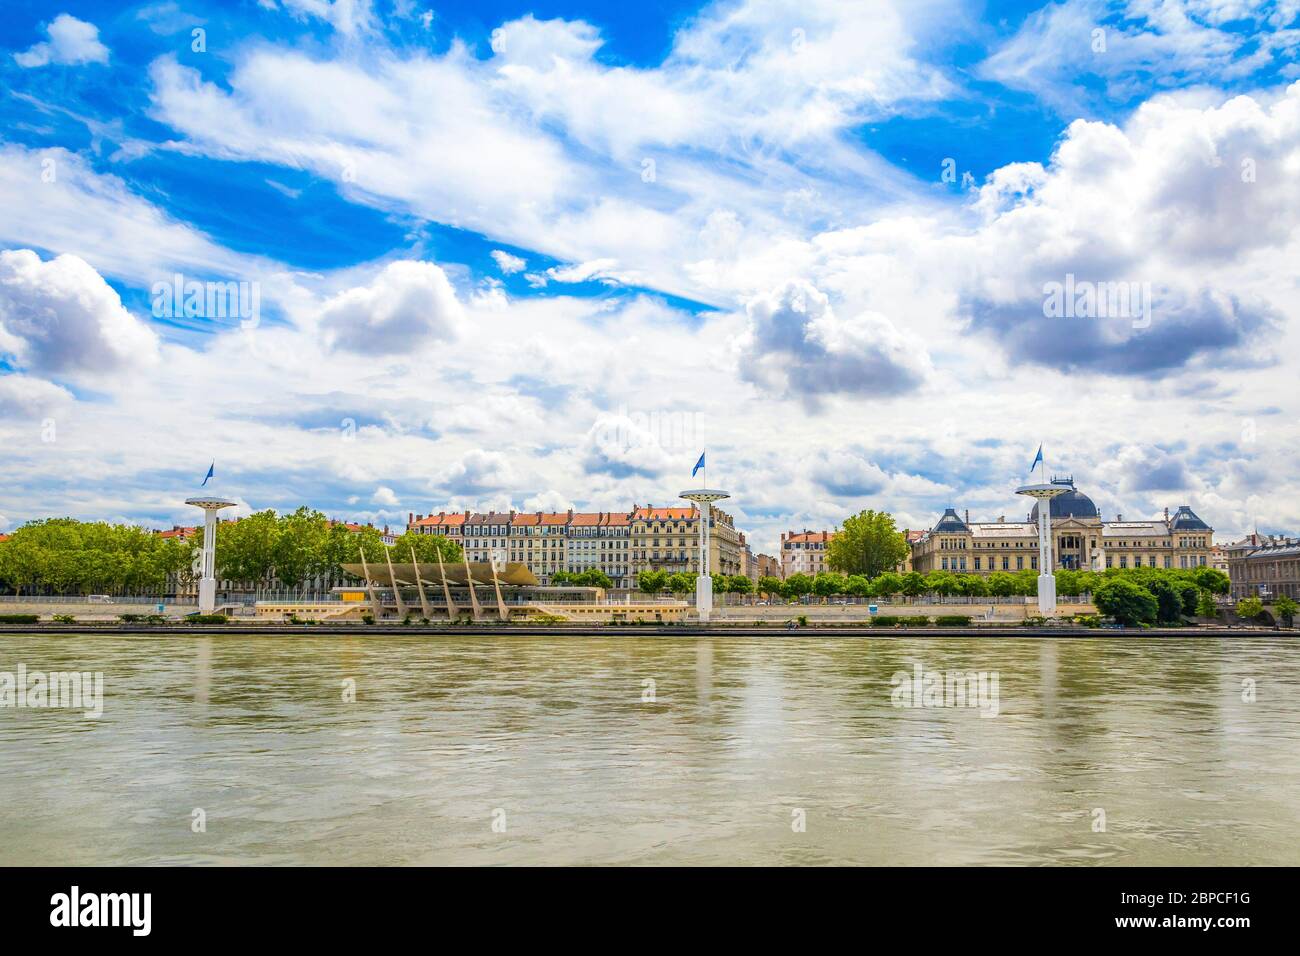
[341,562,539,588]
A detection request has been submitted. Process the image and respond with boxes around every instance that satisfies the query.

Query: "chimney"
[998,515,1005,523]
[1164,507,1169,521]
[408,512,414,525]
[1117,514,1123,522]
[964,509,970,524]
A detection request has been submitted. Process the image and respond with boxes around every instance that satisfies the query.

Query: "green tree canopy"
[826,510,909,578]
[1093,578,1159,626]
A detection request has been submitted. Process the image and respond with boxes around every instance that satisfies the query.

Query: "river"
[1,633,1297,865]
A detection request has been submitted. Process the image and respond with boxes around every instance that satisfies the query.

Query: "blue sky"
[2,0,1299,551]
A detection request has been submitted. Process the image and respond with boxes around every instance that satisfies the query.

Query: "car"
[87,594,114,604]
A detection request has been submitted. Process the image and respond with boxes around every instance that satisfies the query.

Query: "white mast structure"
[680,455,729,624]
[185,495,236,614]
[1015,449,1068,617]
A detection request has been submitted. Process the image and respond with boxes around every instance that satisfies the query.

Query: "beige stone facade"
[910,479,1214,575]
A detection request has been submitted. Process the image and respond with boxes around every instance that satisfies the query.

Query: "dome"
[1029,480,1099,522]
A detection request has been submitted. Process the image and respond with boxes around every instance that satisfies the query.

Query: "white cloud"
[371,485,399,506]
[318,260,462,354]
[0,250,159,376]
[490,250,526,274]
[14,14,110,68]
[737,280,931,403]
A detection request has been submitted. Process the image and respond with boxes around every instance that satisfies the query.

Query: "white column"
[199,509,218,613]
[1037,505,1057,616]
[696,501,713,622]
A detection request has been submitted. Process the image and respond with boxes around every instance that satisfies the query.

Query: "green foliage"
[1192,566,1230,594]
[1274,595,1298,627]
[986,572,1017,597]
[727,575,753,595]
[185,614,228,624]
[826,509,909,578]
[637,570,668,594]
[52,614,77,624]
[1147,577,1185,624]
[0,518,194,596]
[934,615,972,626]
[1195,589,1218,618]
[899,571,926,596]
[558,569,615,589]
[0,614,39,623]
[813,571,848,598]
[870,615,900,627]
[1093,578,1159,627]
[845,574,870,597]
[756,575,784,600]
[899,616,931,627]
[783,573,815,598]
[1236,597,1264,621]
[871,572,903,598]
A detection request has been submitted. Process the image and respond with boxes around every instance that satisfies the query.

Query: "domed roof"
[1169,505,1210,532]
[1029,479,1099,522]
[932,507,969,533]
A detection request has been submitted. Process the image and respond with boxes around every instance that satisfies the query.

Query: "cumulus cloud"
[958,85,1300,373]
[0,250,159,376]
[434,449,517,495]
[490,250,526,274]
[581,413,677,479]
[0,373,75,418]
[318,260,462,354]
[737,280,930,403]
[14,14,109,68]
[371,485,399,506]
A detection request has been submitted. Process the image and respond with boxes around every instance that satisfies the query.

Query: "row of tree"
[0,519,194,596]
[0,511,464,596]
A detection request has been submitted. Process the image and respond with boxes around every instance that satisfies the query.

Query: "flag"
[201,462,214,487]
[1029,444,1043,473]
[692,452,705,478]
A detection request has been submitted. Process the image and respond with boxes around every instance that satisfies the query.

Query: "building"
[408,511,466,550]
[410,505,721,588]
[911,477,1214,575]
[1225,533,1300,600]
[781,530,832,578]
[754,553,780,580]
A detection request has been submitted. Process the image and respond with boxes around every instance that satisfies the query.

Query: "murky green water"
[1,633,1297,865]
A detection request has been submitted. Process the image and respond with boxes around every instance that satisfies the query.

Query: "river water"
[1,633,1297,865]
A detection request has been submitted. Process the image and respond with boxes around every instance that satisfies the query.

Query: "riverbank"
[0,622,1288,637]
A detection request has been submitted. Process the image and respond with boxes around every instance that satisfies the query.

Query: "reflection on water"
[1,634,1298,866]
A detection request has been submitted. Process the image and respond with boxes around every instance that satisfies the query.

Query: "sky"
[1,0,1299,554]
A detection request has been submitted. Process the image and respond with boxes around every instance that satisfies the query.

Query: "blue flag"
[692,452,705,478]
[201,462,214,487]
[1029,444,1043,473]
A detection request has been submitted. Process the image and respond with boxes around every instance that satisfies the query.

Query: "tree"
[987,572,1016,597]
[638,569,668,595]
[1275,595,1298,627]
[826,510,909,578]
[813,571,848,601]
[666,572,695,596]
[899,571,926,597]
[550,571,573,585]
[1195,589,1217,619]
[757,575,784,602]
[1093,578,1158,627]
[1236,596,1264,621]
[845,574,870,598]
[784,573,815,601]
[574,569,614,590]
[923,571,959,596]
[1192,566,1230,594]
[871,571,902,600]
[1147,577,1184,624]
[729,575,753,599]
